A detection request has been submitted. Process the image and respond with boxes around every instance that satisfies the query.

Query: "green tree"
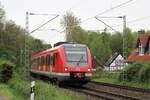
[60,11,80,42]
[71,26,88,45]
[125,28,136,57]
[88,32,112,64]
[110,32,123,54]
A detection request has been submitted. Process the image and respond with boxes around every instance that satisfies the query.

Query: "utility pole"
[122,16,127,82]
[25,12,29,68]
[95,16,127,82]
[24,12,59,69]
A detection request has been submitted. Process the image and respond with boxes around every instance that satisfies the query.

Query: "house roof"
[104,52,119,66]
[136,35,149,48]
[92,57,104,68]
[126,49,150,63]
[127,34,150,63]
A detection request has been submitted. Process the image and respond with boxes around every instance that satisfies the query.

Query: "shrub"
[138,63,150,83]
[13,67,29,81]
[95,67,104,72]
[8,78,30,97]
[118,62,144,82]
[0,59,15,83]
[92,74,101,79]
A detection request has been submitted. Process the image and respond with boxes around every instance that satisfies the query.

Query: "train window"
[46,56,48,66]
[39,57,41,66]
[44,56,46,66]
[46,55,50,65]
[37,58,39,66]
[56,53,58,59]
[53,55,55,66]
[40,57,42,66]
[41,56,44,66]
[51,55,53,66]
[34,59,37,66]
[49,55,51,65]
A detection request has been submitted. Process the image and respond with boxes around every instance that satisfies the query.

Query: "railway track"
[60,81,150,100]
[90,81,150,93]
[62,84,140,100]
[82,81,150,100]
[30,75,150,100]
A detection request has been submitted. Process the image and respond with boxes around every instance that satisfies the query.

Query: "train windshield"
[64,46,88,67]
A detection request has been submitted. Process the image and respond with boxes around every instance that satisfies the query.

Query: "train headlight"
[64,67,68,71]
[88,68,91,72]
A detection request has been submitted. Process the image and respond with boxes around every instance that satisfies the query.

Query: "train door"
[52,53,56,72]
[46,54,50,72]
[55,53,58,73]
[43,55,46,72]
[38,57,41,72]
[52,53,57,72]
[50,53,53,73]
[40,56,44,71]
[37,57,39,71]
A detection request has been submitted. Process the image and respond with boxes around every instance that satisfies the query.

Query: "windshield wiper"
[76,55,83,66]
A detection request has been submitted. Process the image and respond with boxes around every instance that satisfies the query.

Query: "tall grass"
[0,83,27,100]
[8,78,80,100]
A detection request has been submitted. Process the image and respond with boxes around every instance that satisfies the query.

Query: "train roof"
[54,42,86,47]
[31,43,87,59]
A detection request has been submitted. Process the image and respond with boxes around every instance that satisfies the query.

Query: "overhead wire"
[30,15,59,34]
[111,15,150,28]
[95,17,119,32]
[81,0,134,23]
[93,15,150,32]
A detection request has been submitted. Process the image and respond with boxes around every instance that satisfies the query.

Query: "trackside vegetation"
[0,59,15,83]
[92,62,150,89]
[0,83,27,100]
[0,64,82,100]
[8,77,80,100]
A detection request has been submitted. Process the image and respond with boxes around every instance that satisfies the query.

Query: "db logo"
[76,68,80,71]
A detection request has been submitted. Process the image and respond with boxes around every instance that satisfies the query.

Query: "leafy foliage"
[71,26,88,45]
[0,10,51,68]
[0,59,15,83]
[88,32,112,64]
[138,63,150,83]
[118,62,150,83]
[95,67,104,72]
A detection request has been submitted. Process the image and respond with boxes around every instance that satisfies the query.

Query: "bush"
[95,67,104,72]
[118,62,144,82]
[138,63,150,83]
[0,59,15,83]
[8,78,30,97]
[13,67,29,81]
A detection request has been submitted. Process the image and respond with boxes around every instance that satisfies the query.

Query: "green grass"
[94,77,117,84]
[0,83,27,100]
[8,78,81,100]
[92,73,150,89]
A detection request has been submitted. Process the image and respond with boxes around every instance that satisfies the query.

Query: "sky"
[1,0,150,46]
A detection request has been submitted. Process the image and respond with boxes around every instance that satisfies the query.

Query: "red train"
[30,42,92,84]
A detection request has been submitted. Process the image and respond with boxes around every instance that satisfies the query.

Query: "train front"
[61,43,92,84]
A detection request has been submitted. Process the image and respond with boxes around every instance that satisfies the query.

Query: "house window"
[138,43,144,56]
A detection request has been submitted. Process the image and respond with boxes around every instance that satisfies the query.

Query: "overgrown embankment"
[92,62,150,89]
[8,78,79,100]
[0,61,80,100]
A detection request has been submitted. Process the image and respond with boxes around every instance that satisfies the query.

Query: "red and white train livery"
[30,43,92,83]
